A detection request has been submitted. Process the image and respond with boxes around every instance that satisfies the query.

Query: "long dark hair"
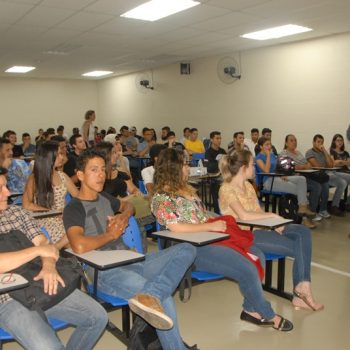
[330,134,344,151]
[33,141,58,208]
[94,141,114,179]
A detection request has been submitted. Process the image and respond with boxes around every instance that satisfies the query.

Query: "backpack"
[0,230,83,312]
[276,156,295,175]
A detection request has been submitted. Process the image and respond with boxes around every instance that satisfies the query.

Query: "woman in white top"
[81,110,96,147]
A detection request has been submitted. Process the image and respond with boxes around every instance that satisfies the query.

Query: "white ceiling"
[1,0,350,79]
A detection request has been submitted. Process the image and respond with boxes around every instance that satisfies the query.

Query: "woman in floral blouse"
[151,148,293,332]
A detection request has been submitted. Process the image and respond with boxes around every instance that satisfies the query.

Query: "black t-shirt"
[330,149,349,161]
[205,147,226,173]
[104,171,130,198]
[63,152,79,178]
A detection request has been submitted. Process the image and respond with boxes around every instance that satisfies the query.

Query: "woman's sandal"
[293,289,324,311]
[273,315,294,332]
[240,311,274,327]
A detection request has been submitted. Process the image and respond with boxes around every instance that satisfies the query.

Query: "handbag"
[0,230,83,311]
[276,156,295,175]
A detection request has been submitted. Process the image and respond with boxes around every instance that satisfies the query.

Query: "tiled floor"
[3,212,350,350]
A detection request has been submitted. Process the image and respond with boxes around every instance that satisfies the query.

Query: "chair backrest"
[40,226,51,242]
[203,139,211,151]
[122,216,144,253]
[254,163,265,189]
[138,180,148,195]
[65,193,72,205]
[191,152,205,166]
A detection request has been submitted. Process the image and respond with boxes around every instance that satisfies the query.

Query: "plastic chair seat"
[0,318,68,341]
[86,285,128,307]
[191,271,224,281]
[264,253,285,261]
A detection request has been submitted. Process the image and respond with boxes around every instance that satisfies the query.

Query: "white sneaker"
[319,210,331,219]
[312,213,323,222]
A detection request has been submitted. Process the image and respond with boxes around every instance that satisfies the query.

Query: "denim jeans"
[97,243,196,350]
[306,178,329,212]
[194,244,276,320]
[328,171,350,206]
[253,224,312,287]
[264,175,308,205]
[0,289,108,350]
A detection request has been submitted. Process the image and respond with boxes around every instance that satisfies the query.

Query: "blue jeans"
[194,244,276,320]
[0,289,108,350]
[306,178,329,212]
[97,243,196,350]
[253,224,312,287]
[328,172,350,206]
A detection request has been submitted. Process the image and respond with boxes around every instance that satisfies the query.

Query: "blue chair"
[155,222,224,283]
[84,216,144,343]
[0,318,69,349]
[191,152,205,166]
[263,253,292,300]
[138,180,148,195]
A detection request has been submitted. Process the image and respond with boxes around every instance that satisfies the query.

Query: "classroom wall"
[0,77,98,139]
[97,31,350,153]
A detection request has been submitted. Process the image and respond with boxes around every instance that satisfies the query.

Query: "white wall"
[0,77,98,139]
[97,32,350,153]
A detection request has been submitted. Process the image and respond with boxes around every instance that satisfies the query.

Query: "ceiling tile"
[0,1,34,25]
[84,0,146,16]
[41,0,96,10]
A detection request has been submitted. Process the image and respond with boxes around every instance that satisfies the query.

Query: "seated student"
[227,131,249,154]
[306,134,350,215]
[23,141,79,249]
[256,137,316,228]
[180,127,191,145]
[205,131,226,174]
[160,126,171,143]
[244,128,259,155]
[151,148,293,332]
[21,132,36,157]
[130,126,143,142]
[3,130,24,158]
[0,167,108,350]
[280,134,330,220]
[35,128,45,143]
[137,128,156,157]
[255,128,278,156]
[184,128,205,156]
[141,144,166,194]
[64,134,87,185]
[330,133,350,170]
[219,151,324,311]
[163,131,185,152]
[63,149,196,350]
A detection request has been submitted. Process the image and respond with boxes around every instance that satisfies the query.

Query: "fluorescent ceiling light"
[5,66,36,73]
[82,70,113,77]
[241,24,312,41]
[121,0,200,22]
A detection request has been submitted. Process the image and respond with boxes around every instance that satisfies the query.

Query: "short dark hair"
[57,125,64,132]
[46,128,55,134]
[210,131,221,139]
[0,167,8,175]
[262,128,271,135]
[22,132,30,138]
[190,128,198,133]
[0,137,11,148]
[142,128,151,135]
[167,131,176,138]
[120,125,129,132]
[251,128,259,134]
[69,134,83,146]
[85,110,95,120]
[183,127,190,133]
[2,130,16,139]
[313,134,324,142]
[149,144,166,164]
[234,131,244,139]
[51,135,66,143]
[162,126,170,133]
[76,149,105,172]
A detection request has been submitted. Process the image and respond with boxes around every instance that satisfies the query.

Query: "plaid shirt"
[0,206,42,304]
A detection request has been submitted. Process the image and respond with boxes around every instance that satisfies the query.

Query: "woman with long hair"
[280,134,330,220]
[23,141,79,249]
[256,136,316,228]
[151,148,293,331]
[219,150,323,311]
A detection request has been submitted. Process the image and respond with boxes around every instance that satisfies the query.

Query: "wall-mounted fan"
[135,71,154,93]
[217,56,241,84]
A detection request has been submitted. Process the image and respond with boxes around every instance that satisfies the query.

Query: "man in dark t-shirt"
[205,131,226,174]
[63,149,196,349]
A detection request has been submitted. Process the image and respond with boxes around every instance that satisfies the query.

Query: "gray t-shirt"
[279,149,307,166]
[305,148,327,167]
[63,192,128,251]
